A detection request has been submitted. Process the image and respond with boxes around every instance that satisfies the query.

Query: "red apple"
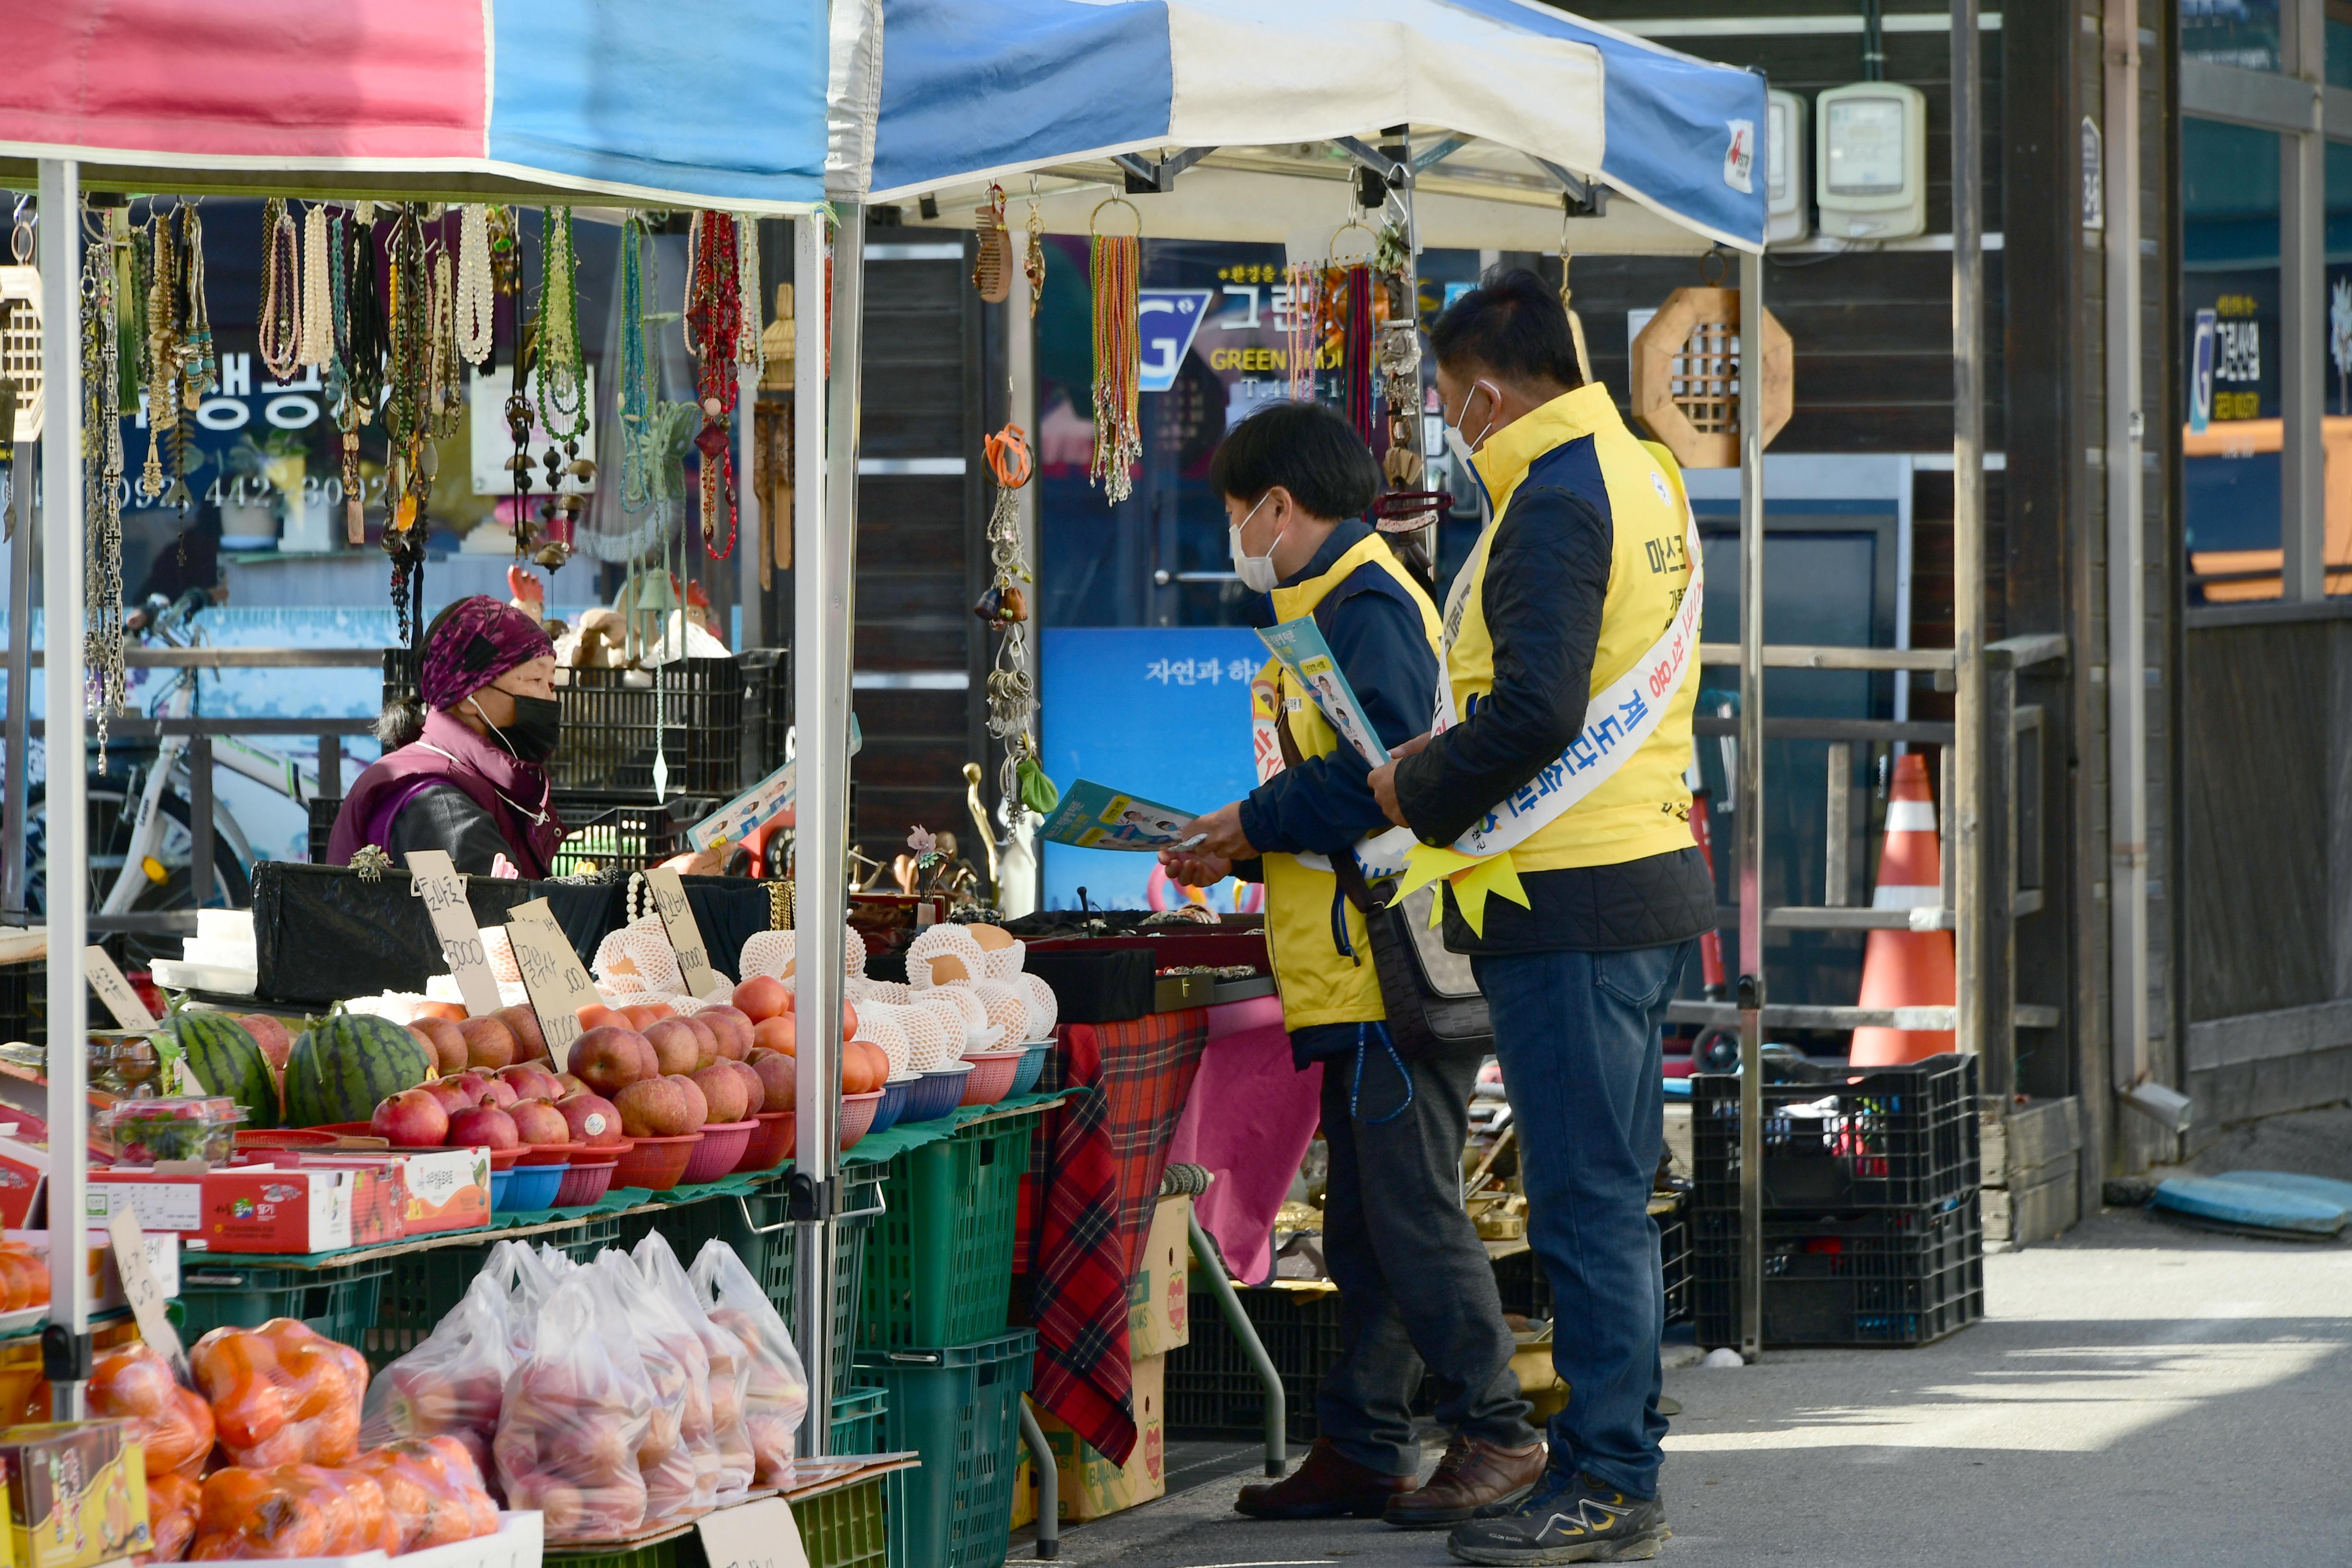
[690,1064,749,1124]
[445,1100,519,1152]
[682,1016,721,1070]
[371,1089,449,1147]
[570,1025,655,1096]
[728,1058,766,1116]
[750,1051,795,1112]
[557,1090,626,1146]
[696,1005,755,1060]
[409,1017,469,1075]
[615,1076,704,1138]
[643,1017,704,1077]
[732,977,788,1023]
[493,1005,550,1063]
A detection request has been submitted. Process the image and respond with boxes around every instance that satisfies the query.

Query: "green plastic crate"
[858,1124,1026,1352]
[792,1473,890,1568]
[854,1330,1035,1568]
[545,1537,681,1568]
[366,1217,622,1370]
[831,1384,888,1456]
[174,1259,390,1346]
[776,1167,886,1399]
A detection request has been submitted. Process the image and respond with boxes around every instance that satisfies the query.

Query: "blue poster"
[1039,626,1266,912]
[1137,289,1218,393]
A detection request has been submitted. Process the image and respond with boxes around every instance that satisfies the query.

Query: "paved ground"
[1013,1183,2352,1565]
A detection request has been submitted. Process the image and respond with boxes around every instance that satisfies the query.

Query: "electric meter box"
[1815,81,1927,241]
[1766,89,1810,245]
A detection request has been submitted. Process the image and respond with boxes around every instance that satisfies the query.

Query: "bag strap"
[1328,848,1392,917]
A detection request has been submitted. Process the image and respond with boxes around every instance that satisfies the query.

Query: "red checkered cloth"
[1019,1009,1209,1465]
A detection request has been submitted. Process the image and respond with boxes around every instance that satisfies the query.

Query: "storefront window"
[2181,118,2282,599]
[2330,10,2352,86]
[2183,0,2281,72]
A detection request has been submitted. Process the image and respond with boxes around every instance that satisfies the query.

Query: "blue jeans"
[1472,941,1692,1500]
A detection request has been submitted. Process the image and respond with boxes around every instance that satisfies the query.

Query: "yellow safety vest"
[1443,384,1700,872]
[1257,531,1444,1032]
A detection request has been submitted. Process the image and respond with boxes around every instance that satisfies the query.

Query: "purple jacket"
[328,710,566,879]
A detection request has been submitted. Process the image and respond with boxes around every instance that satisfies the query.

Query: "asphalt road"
[1013,1204,2352,1568]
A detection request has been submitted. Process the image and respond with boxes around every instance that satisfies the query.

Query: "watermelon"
[283,1010,436,1127]
[169,1007,280,1130]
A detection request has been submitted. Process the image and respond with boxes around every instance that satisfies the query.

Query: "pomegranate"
[445,1100,520,1152]
[371,1089,449,1147]
[508,1098,572,1146]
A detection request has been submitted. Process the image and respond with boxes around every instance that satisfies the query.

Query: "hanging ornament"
[1,201,48,516]
[455,204,496,366]
[1087,198,1142,506]
[1557,228,1593,387]
[257,197,302,381]
[138,206,182,504]
[427,247,463,437]
[978,410,1051,823]
[177,203,215,402]
[381,205,434,641]
[1329,220,1377,449]
[973,185,1012,303]
[1628,273,1794,469]
[529,206,590,568]
[1284,260,1320,403]
[82,201,126,746]
[735,213,764,375]
[1024,177,1046,318]
[338,206,387,545]
[683,210,741,559]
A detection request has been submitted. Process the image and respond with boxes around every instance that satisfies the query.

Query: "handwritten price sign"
[696,1498,807,1568]
[503,899,599,1058]
[404,850,503,1018]
[643,868,724,999]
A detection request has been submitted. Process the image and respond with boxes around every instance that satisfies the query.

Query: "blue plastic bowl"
[870,1076,914,1134]
[1008,1040,1054,1098]
[905,1063,974,1123]
[501,1161,568,1212]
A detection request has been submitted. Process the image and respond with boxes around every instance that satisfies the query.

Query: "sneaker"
[1384,1433,1548,1529]
[1234,1438,1414,1521]
[1446,1469,1666,1564]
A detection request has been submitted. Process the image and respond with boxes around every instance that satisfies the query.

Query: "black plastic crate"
[549,793,718,877]
[307,797,341,863]
[1692,1054,1979,1212]
[1167,1286,1336,1443]
[0,961,42,1047]
[1490,1192,1692,1328]
[1693,1199,1983,1349]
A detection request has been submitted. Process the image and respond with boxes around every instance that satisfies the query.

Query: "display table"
[1165,993,1324,1286]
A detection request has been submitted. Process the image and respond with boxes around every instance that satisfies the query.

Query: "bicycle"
[13,589,325,963]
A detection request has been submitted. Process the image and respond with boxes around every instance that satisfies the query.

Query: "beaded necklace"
[1024,178,1046,318]
[619,213,653,511]
[532,207,588,441]
[338,208,386,545]
[381,205,433,639]
[82,203,125,746]
[1087,199,1142,506]
[177,203,215,400]
[735,213,764,376]
[683,210,741,558]
[455,204,496,366]
[297,203,334,371]
[428,246,462,437]
[257,198,302,381]
[137,207,184,506]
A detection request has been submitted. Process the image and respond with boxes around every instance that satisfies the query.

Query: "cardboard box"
[87,1168,370,1254]
[1026,1355,1165,1523]
[1127,1195,1190,1358]
[296,1149,489,1237]
[0,1424,150,1568]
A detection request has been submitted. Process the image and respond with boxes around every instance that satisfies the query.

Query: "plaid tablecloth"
[1018,1008,1209,1465]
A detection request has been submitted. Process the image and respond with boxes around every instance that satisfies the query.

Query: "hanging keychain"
[1087,197,1143,505]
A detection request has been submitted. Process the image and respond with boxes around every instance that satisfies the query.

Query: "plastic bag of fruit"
[591,1249,708,1519]
[190,1318,368,1469]
[140,1470,201,1564]
[493,1258,654,1540]
[348,1436,501,1552]
[633,1231,752,1498]
[359,1260,515,1482]
[188,1462,400,1560]
[689,1239,808,1488]
[0,1239,51,1312]
[89,1340,215,1480]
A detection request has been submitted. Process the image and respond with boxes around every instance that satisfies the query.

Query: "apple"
[455,1016,516,1070]
[409,1017,469,1076]
[615,1076,705,1138]
[732,977,788,1023]
[569,1025,655,1096]
[556,1090,626,1146]
[642,1018,704,1077]
[690,1063,749,1124]
[749,1051,795,1112]
[493,1005,550,1063]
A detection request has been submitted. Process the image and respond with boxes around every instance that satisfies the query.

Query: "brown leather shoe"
[1383,1433,1549,1530]
[1235,1439,1414,1520]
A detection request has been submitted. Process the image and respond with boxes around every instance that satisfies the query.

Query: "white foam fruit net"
[738,926,866,983]
[971,980,1032,1045]
[980,939,1026,983]
[594,917,682,996]
[483,926,523,983]
[1022,974,1058,1040]
[906,924,985,990]
[898,1006,958,1073]
[854,1008,912,1078]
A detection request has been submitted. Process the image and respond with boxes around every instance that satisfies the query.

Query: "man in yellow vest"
[1368,271,1712,1565]
[1161,401,1546,1529]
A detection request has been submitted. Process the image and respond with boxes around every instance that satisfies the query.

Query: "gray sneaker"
[1446,1469,1666,1565]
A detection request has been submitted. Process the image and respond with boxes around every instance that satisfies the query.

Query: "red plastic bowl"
[735,1111,796,1173]
[236,1129,343,1151]
[514,1140,587,1166]
[682,1120,757,1184]
[554,1149,623,1206]
[958,1049,1026,1108]
[610,1133,700,1192]
[838,1090,884,1150]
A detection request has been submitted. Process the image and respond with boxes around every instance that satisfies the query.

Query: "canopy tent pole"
[1734,246,1767,1364]
[794,204,864,1450]
[36,157,89,1414]
[1952,0,1988,1063]
[3,428,30,915]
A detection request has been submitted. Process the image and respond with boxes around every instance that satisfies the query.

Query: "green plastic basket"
[545,1537,681,1568]
[174,1259,390,1347]
[367,1218,622,1371]
[854,1330,1035,1568]
[776,1166,886,1399]
[858,1123,1026,1352]
[830,1384,888,1456]
[792,1473,890,1568]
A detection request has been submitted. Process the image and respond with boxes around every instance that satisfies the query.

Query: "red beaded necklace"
[684,211,742,559]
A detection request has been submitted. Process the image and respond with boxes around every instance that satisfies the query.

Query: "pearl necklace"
[456,204,495,366]
[257,198,302,381]
[297,203,334,371]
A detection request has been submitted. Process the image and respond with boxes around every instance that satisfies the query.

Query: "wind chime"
[81,201,126,744]
[1088,198,1142,506]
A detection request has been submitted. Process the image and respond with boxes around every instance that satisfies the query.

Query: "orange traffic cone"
[1849,752,1956,1066]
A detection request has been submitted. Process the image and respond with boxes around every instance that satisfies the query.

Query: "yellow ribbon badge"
[1395,841,1529,938]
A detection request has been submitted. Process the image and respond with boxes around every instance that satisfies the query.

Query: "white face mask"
[1228,492,1287,593]
[1443,380,1500,466]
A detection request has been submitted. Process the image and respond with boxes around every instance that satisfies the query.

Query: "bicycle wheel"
[18,779,250,967]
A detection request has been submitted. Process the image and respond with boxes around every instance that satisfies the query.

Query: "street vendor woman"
[1159,400,1546,1529]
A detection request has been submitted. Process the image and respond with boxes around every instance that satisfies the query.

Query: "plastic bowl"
[736,1110,796,1173]
[514,1141,586,1166]
[553,1149,623,1206]
[1008,1039,1055,1098]
[610,1132,700,1192]
[838,1090,884,1149]
[236,1129,344,1152]
[905,1063,973,1123]
[500,1161,567,1211]
[682,1120,757,1184]
[869,1077,915,1134]
[487,1166,512,1209]
[958,1049,1025,1108]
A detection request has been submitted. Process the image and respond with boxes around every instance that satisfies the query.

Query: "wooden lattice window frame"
[0,267,42,443]
[1629,286,1791,469]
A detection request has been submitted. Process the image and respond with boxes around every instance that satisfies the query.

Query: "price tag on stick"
[84,945,157,1032]
[107,1207,187,1378]
[696,1497,807,1568]
[504,899,600,1060]
[643,866,724,998]
[403,850,504,1018]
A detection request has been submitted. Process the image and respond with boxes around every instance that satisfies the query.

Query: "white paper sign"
[84,946,157,1031]
[643,867,724,999]
[697,1497,807,1568]
[107,1208,186,1371]
[504,900,598,1059]
[404,851,504,1018]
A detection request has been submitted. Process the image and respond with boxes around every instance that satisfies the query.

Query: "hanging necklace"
[137,207,183,506]
[338,207,385,544]
[381,205,433,639]
[981,400,1051,822]
[427,245,462,437]
[298,203,334,372]
[1087,198,1142,506]
[735,212,764,376]
[177,203,215,400]
[683,210,742,558]
[532,207,588,441]
[1024,177,1046,317]
[455,204,495,366]
[619,213,656,512]
[257,197,302,381]
[82,202,125,747]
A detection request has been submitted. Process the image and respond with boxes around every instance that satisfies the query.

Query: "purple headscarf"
[421,596,554,712]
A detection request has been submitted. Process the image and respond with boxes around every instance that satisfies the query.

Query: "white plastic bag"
[689,1239,810,1486]
[634,1230,754,1499]
[494,1260,655,1540]
[596,1249,709,1520]
[360,1260,516,1486]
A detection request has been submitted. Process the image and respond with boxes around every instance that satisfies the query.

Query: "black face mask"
[479,691,562,764]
